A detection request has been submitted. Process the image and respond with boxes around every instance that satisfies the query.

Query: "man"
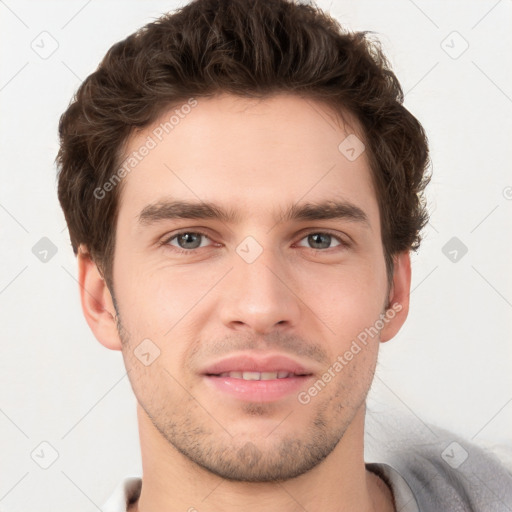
[56,0,512,510]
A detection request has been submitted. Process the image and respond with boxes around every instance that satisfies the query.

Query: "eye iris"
[178,233,202,249]
[309,233,331,249]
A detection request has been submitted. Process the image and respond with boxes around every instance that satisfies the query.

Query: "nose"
[218,244,301,335]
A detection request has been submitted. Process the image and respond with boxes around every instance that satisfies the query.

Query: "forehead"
[116,93,379,226]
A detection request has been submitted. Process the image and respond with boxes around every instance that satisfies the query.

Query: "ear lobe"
[77,245,122,351]
[380,251,411,343]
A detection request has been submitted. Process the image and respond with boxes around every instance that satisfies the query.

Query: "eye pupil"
[178,232,202,249]
[309,233,331,249]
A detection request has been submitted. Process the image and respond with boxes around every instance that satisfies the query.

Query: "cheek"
[148,263,229,326]
[122,346,193,416]
[304,264,387,342]
[114,253,221,333]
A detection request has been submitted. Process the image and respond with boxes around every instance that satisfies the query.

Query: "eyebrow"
[138,199,370,228]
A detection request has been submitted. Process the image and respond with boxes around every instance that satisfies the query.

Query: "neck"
[129,403,394,512]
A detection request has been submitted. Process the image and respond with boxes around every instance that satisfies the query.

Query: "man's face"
[111,93,392,481]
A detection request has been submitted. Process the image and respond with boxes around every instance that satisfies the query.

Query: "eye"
[160,230,349,255]
[296,232,345,250]
[164,231,213,252]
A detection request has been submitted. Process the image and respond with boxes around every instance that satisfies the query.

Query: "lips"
[200,354,313,378]
[200,353,315,402]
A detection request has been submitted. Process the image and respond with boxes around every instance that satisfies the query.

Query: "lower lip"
[203,375,312,402]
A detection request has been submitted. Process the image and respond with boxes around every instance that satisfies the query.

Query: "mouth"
[200,354,315,402]
[207,371,311,380]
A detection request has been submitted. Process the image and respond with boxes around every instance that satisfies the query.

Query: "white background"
[1,1,511,510]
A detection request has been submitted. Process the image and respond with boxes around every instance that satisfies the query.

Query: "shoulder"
[371,424,512,512]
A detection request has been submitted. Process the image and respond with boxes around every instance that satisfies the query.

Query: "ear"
[77,245,122,351]
[380,251,411,343]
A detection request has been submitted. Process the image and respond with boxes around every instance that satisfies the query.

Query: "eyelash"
[160,230,350,255]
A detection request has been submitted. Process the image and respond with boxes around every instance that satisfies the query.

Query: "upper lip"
[200,353,314,376]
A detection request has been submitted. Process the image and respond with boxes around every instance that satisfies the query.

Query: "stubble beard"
[114,302,369,483]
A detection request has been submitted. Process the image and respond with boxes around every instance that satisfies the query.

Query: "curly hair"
[56,0,430,291]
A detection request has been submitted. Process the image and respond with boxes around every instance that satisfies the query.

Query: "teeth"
[218,371,293,380]
[260,372,279,380]
[243,371,262,380]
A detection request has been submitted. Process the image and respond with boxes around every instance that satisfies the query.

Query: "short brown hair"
[57,0,430,291]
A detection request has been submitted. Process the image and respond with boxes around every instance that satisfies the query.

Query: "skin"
[78,93,411,512]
